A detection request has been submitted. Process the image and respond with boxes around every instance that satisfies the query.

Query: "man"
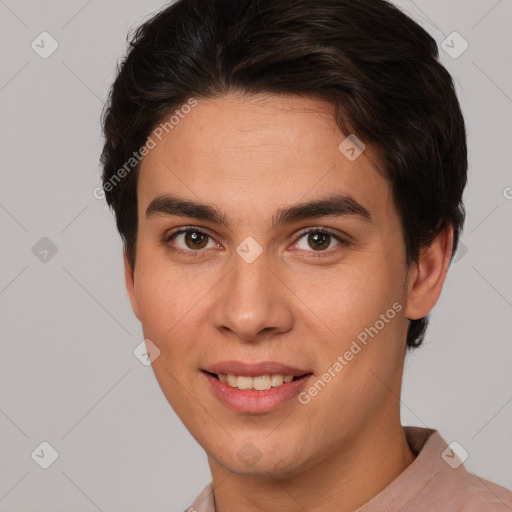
[100,0,512,510]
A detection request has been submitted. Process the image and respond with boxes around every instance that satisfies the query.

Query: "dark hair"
[100,0,467,349]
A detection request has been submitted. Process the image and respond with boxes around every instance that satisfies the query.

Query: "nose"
[209,251,294,343]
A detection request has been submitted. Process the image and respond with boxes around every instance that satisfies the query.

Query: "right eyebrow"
[146,194,230,227]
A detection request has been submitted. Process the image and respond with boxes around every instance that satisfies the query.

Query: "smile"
[211,373,307,391]
[202,368,313,413]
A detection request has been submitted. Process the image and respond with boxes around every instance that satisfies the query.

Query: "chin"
[207,436,312,478]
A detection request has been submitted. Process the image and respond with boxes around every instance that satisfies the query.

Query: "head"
[101,0,466,477]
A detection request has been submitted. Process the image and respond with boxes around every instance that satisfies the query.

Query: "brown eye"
[307,231,331,250]
[166,228,215,253]
[183,230,209,249]
[295,229,343,252]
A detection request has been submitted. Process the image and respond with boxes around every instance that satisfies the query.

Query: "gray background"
[0,0,511,510]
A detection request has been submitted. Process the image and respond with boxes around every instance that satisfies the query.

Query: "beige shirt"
[185,426,512,512]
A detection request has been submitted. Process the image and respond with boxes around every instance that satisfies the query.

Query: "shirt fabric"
[184,426,512,511]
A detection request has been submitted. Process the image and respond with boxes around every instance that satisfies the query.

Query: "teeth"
[270,374,283,387]
[253,375,271,390]
[237,375,253,390]
[219,373,296,390]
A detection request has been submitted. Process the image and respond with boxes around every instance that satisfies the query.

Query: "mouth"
[201,361,314,413]
[204,371,311,391]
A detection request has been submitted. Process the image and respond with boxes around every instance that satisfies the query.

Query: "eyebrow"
[145,193,372,229]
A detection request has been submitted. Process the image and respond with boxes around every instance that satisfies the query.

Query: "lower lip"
[203,372,312,414]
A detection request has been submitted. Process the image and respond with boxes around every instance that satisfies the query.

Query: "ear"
[405,225,454,320]
[124,251,141,321]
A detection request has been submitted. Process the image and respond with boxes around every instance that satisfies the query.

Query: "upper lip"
[203,360,312,377]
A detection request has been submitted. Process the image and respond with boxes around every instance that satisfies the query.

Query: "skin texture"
[124,93,453,512]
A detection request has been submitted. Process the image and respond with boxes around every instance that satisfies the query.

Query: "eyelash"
[163,226,350,259]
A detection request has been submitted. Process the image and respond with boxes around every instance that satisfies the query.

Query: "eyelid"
[294,226,349,242]
[164,225,220,250]
[291,226,350,253]
[164,225,214,240]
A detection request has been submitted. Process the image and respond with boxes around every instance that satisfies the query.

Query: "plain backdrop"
[1,0,511,510]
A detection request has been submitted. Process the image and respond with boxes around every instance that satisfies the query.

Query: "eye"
[293,228,347,254]
[164,227,219,254]
[164,226,349,258]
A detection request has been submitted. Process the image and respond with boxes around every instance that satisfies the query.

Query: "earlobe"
[124,251,141,321]
[404,225,454,321]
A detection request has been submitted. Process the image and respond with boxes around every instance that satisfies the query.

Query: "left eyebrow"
[145,193,372,229]
[271,194,372,228]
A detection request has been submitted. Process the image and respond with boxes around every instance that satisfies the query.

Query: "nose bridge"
[209,247,293,340]
[231,250,271,306]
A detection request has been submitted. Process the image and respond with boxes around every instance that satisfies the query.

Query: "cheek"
[135,273,173,334]
[295,259,402,337]
[134,250,198,328]
[299,259,407,396]
[133,253,217,364]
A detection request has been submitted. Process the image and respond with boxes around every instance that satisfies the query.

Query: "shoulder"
[399,427,512,511]
[444,475,512,511]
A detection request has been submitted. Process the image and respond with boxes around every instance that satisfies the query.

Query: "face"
[126,93,417,477]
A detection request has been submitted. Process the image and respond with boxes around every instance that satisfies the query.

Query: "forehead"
[137,93,394,227]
